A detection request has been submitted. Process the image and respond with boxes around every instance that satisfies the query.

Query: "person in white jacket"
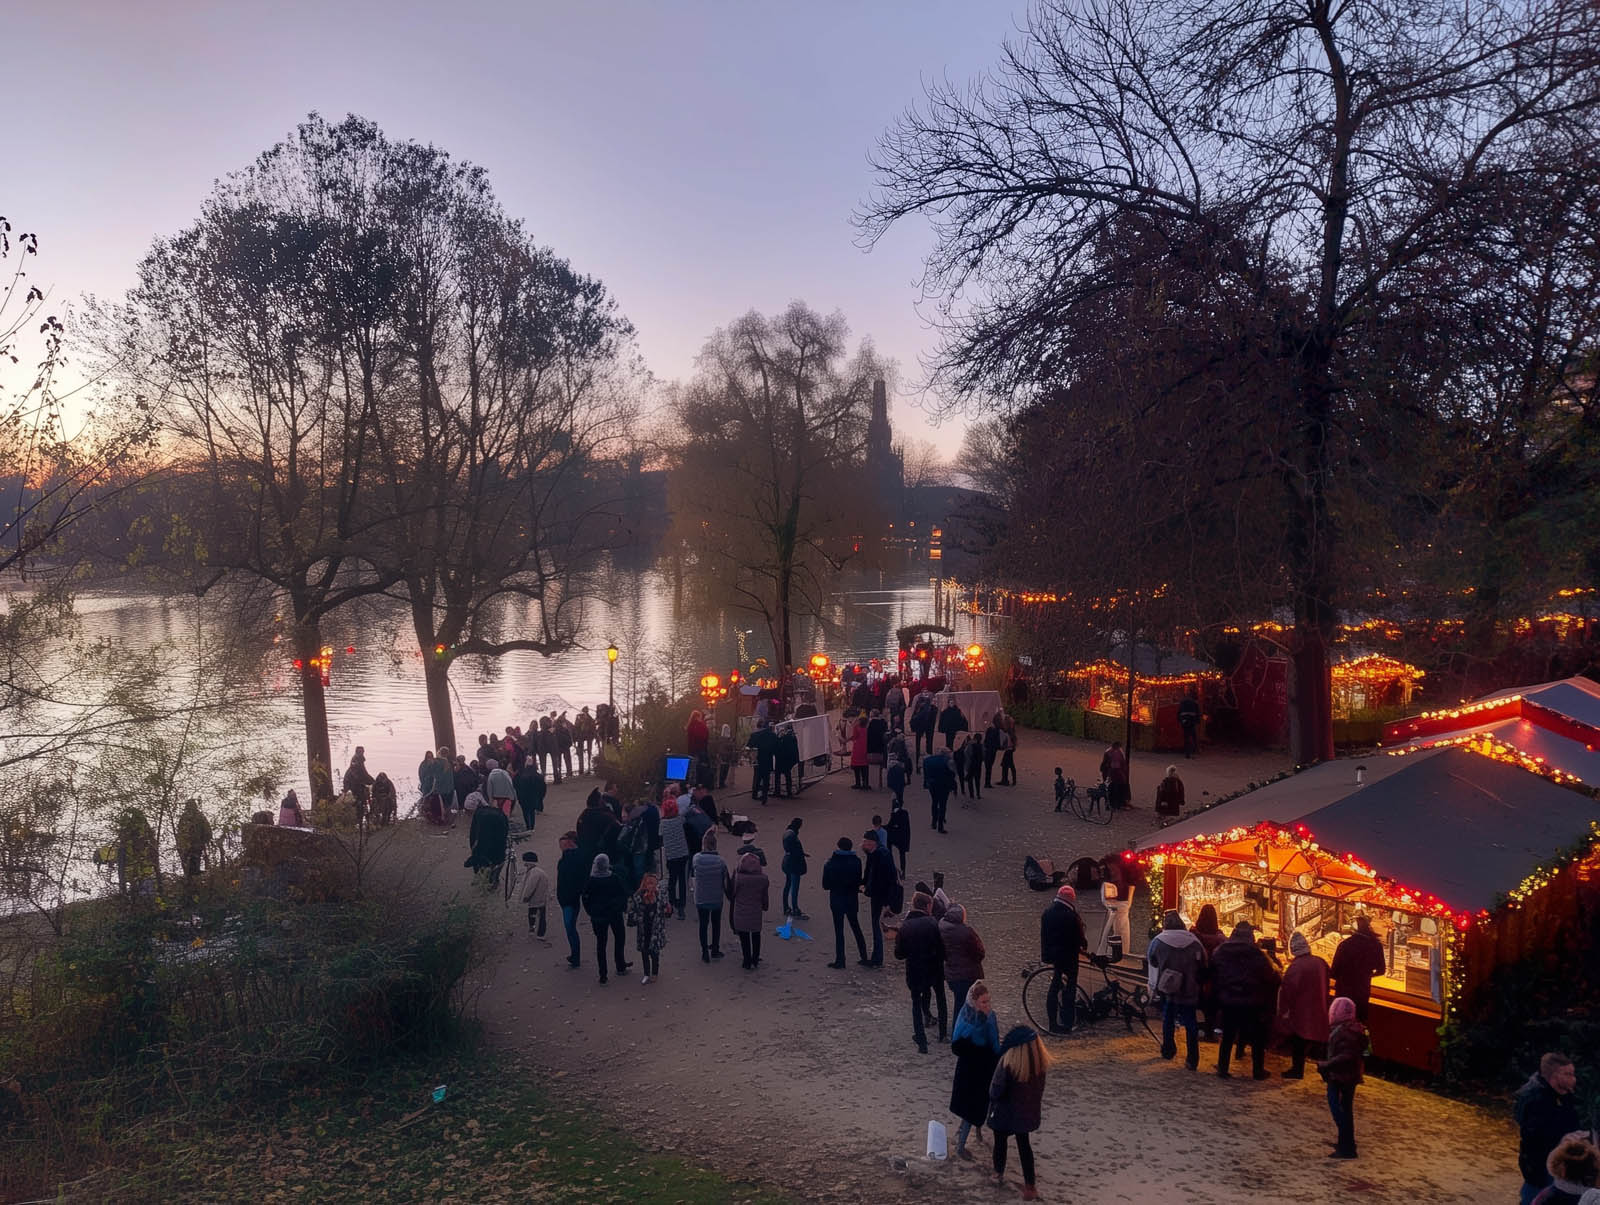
[520,851,550,940]
[1146,910,1207,1068]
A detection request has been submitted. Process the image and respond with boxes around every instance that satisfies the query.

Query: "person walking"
[626,870,671,984]
[1212,921,1281,1080]
[780,817,809,919]
[940,903,986,1023]
[485,759,516,819]
[937,697,968,750]
[894,890,947,1053]
[580,853,630,984]
[822,837,869,968]
[988,1026,1051,1200]
[1155,765,1186,817]
[1331,914,1388,1023]
[949,981,1000,1163]
[997,712,1018,786]
[728,851,770,970]
[520,851,550,941]
[1276,931,1331,1079]
[886,800,911,874]
[922,746,955,833]
[1517,1053,1582,1205]
[959,734,984,801]
[1178,690,1202,758]
[861,831,899,967]
[849,716,871,789]
[775,724,800,798]
[1318,996,1368,1159]
[660,798,691,918]
[1039,884,1086,1034]
[555,831,586,968]
[691,832,729,962]
[1146,909,1207,1068]
[464,800,509,884]
[910,691,937,765]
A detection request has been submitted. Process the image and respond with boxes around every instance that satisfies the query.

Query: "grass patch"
[80,1037,791,1204]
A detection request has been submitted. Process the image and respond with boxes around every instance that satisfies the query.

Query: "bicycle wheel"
[1127,986,1161,1044]
[501,852,518,906]
[1021,968,1054,1034]
[1088,797,1114,825]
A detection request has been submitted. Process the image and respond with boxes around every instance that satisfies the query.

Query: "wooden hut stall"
[1063,646,1222,751]
[1331,652,1424,719]
[1133,718,1600,1072]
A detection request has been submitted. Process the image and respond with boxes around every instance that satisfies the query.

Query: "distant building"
[865,378,904,510]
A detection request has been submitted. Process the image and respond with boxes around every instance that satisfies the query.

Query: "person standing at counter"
[1212,921,1280,1080]
[1331,914,1387,1023]
[1276,931,1331,1079]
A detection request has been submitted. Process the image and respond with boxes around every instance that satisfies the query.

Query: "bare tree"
[860,0,1600,764]
[670,304,886,696]
[897,437,952,490]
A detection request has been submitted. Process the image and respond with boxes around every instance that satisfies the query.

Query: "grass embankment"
[81,1041,790,1204]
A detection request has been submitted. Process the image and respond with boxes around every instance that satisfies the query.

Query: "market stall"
[1062,646,1221,750]
[1330,652,1424,719]
[1133,736,1600,1072]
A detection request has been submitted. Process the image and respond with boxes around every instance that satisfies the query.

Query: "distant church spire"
[866,378,901,488]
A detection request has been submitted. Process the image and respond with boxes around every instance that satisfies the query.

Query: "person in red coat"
[685,710,710,758]
[1190,904,1227,1037]
[1276,930,1331,1078]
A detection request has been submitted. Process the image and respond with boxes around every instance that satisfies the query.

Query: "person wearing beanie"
[780,817,809,920]
[691,831,729,962]
[1212,920,1281,1080]
[988,1025,1052,1199]
[1276,929,1331,1079]
[519,849,550,940]
[728,851,770,970]
[1039,884,1087,1034]
[894,890,948,1052]
[659,797,691,917]
[860,831,899,966]
[1146,909,1206,1068]
[580,852,631,984]
[1317,996,1368,1158]
[940,902,987,1023]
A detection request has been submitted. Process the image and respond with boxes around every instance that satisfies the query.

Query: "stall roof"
[1382,675,1600,786]
[1137,748,1599,914]
[1298,749,1598,914]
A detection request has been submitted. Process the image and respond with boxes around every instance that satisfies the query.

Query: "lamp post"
[606,642,618,737]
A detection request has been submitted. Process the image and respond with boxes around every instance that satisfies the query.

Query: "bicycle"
[501,831,533,906]
[1062,777,1112,824]
[1021,952,1159,1045]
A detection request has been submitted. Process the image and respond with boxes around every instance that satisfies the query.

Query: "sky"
[11,0,1033,456]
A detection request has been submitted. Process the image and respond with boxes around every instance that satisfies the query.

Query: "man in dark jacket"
[1211,921,1282,1079]
[555,831,587,968]
[894,891,948,1053]
[575,795,619,870]
[1040,885,1087,1033]
[775,727,801,798]
[1177,691,1202,758]
[922,748,956,834]
[861,832,899,967]
[981,720,1001,788]
[1515,1053,1581,1204]
[937,699,969,750]
[1330,914,1388,1022]
[821,837,869,969]
[746,720,778,802]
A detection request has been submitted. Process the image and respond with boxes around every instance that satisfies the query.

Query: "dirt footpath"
[401,734,1521,1204]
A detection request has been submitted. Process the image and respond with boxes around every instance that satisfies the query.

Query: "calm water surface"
[70,566,995,800]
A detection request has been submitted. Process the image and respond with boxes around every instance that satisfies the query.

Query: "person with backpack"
[1146,909,1207,1068]
[861,831,900,967]
[822,837,869,968]
[780,817,809,919]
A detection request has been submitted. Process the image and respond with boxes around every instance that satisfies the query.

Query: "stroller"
[1022,854,1068,892]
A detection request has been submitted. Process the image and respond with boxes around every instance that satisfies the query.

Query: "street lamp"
[606,642,618,726]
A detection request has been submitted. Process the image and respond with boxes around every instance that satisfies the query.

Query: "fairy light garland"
[1381,732,1589,788]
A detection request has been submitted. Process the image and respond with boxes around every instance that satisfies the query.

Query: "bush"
[0,880,480,1200]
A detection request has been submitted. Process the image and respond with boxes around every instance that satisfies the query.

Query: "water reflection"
[66,565,993,799]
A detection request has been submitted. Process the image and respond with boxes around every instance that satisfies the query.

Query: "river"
[65,565,997,800]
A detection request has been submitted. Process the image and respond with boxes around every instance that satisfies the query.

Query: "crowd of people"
[264,686,1587,1198]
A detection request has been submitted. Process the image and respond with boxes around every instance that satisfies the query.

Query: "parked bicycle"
[1057,776,1113,824]
[1021,951,1159,1044]
[500,830,533,906]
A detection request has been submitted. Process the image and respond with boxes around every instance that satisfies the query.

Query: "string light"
[1382,732,1588,787]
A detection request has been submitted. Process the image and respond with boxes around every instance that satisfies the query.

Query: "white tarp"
[933,689,1005,732]
[778,713,832,764]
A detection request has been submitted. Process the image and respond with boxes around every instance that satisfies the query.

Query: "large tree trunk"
[409,586,457,754]
[294,621,335,801]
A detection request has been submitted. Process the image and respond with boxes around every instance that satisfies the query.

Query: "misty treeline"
[863,0,1600,763]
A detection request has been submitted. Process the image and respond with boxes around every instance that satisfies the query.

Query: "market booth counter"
[1133,747,1600,1073]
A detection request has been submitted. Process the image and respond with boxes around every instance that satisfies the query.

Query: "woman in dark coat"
[727,851,770,970]
[885,800,911,875]
[988,1026,1051,1199]
[949,980,1000,1162]
[1191,903,1227,1037]
[581,853,631,985]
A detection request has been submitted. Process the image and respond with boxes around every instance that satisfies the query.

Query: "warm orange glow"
[606,643,619,664]
[810,654,829,670]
